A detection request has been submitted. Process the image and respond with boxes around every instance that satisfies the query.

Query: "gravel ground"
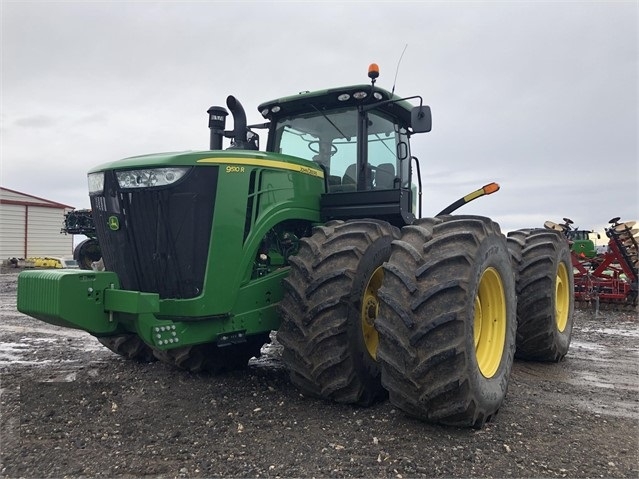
[1,270,637,478]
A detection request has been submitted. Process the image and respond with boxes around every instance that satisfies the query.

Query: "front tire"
[97,334,156,362]
[376,216,517,427]
[276,219,399,406]
[507,229,574,361]
[74,238,101,270]
[152,334,270,373]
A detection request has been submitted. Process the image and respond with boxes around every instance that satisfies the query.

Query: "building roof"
[0,186,74,209]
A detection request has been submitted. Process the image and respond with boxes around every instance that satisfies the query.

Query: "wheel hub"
[361,267,384,360]
[555,262,570,332]
[474,267,507,378]
[365,299,377,326]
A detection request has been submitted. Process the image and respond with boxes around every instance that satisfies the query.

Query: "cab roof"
[257,84,414,126]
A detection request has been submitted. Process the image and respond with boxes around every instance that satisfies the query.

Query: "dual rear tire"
[375,216,516,427]
[278,216,574,427]
[276,220,399,406]
[507,228,574,361]
[277,216,514,426]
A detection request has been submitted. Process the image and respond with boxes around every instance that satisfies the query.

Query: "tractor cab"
[255,66,431,227]
[206,64,431,227]
[263,90,410,193]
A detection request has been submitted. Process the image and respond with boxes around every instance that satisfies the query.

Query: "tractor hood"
[87,150,322,175]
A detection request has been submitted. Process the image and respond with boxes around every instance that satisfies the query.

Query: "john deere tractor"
[544,217,600,258]
[17,65,574,427]
[61,209,101,269]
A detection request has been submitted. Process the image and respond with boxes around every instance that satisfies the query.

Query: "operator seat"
[342,163,374,190]
[343,164,357,186]
[375,163,395,189]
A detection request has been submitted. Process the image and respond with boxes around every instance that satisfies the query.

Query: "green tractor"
[544,218,600,258]
[61,209,102,269]
[17,65,574,427]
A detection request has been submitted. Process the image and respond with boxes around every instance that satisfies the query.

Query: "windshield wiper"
[310,104,348,139]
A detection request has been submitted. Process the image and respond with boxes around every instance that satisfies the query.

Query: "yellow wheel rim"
[555,262,570,332]
[474,267,507,378]
[361,267,383,360]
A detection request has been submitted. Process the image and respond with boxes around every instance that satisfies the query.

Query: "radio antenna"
[391,44,408,97]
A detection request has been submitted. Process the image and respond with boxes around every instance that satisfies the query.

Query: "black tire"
[74,238,101,270]
[376,216,517,427]
[276,219,399,406]
[507,228,574,361]
[152,334,269,373]
[97,334,156,362]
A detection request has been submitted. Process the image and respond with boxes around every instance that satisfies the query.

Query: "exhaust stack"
[226,95,249,149]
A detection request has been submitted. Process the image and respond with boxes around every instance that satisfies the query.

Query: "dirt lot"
[0,270,637,478]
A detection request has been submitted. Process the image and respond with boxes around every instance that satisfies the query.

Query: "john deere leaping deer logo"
[108,216,120,231]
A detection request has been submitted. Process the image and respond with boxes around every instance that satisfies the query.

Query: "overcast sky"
[1,1,637,235]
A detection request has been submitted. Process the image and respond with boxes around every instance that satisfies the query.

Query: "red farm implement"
[544,217,638,310]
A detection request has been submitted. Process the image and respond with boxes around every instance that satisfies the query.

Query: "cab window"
[272,108,410,192]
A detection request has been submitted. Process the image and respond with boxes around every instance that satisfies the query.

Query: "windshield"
[273,108,410,191]
[570,231,591,241]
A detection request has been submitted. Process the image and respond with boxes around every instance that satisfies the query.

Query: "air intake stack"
[207,106,228,150]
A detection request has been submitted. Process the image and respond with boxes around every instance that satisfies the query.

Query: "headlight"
[115,167,190,189]
[87,172,105,194]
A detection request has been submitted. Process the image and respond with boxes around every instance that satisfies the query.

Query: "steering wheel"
[308,141,337,156]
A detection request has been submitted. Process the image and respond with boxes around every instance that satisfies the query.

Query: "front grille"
[90,167,218,299]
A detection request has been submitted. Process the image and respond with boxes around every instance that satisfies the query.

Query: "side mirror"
[411,105,432,133]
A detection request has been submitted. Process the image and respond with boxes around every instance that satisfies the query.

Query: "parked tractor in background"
[17,65,574,428]
[545,218,600,258]
[61,209,101,269]
[545,217,638,310]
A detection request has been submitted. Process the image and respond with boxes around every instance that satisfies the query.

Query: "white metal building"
[0,187,74,259]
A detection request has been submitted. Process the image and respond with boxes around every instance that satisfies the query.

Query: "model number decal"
[198,157,325,179]
[298,166,321,177]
